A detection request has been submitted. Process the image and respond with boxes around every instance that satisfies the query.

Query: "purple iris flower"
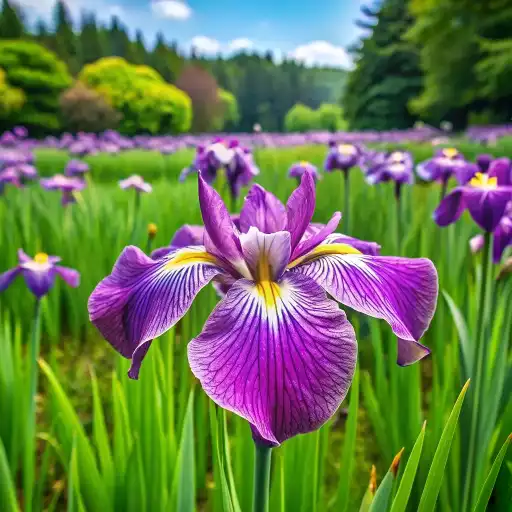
[40,174,86,205]
[0,168,21,194]
[417,148,475,186]
[365,151,414,194]
[181,140,236,184]
[119,175,152,194]
[434,165,512,232]
[0,250,80,298]
[89,172,438,446]
[289,161,320,183]
[324,142,361,173]
[65,159,90,177]
[226,146,259,199]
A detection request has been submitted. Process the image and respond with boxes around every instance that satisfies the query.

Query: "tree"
[60,82,121,132]
[0,40,72,133]
[316,103,347,132]
[0,0,24,39]
[284,103,318,132]
[212,89,240,131]
[175,65,221,132]
[343,0,423,130]
[79,57,192,134]
[53,0,79,74]
[79,12,105,66]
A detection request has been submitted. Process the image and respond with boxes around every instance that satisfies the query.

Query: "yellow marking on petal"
[287,243,362,269]
[257,253,272,282]
[469,172,498,189]
[256,280,281,308]
[165,250,218,269]
[442,147,458,158]
[34,253,49,264]
[300,160,309,167]
[338,144,355,155]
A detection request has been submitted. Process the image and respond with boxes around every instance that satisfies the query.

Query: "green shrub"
[79,57,192,135]
[0,40,72,133]
[0,67,25,116]
[284,103,318,133]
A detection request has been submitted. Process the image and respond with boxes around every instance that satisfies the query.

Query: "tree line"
[0,0,347,135]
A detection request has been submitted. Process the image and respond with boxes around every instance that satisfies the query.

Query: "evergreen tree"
[79,12,105,66]
[0,0,24,39]
[53,0,79,74]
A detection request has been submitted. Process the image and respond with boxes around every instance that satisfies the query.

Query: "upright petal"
[0,267,21,292]
[88,245,224,378]
[239,184,287,234]
[493,218,512,263]
[433,188,465,227]
[489,158,511,186]
[286,171,316,251]
[55,266,80,288]
[293,253,437,364]
[198,176,244,266]
[324,233,381,256]
[188,273,357,445]
[291,212,341,261]
[171,225,205,248]
[17,249,31,264]
[464,188,512,232]
[240,228,291,281]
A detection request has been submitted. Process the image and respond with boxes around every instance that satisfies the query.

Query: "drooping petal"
[0,267,21,292]
[397,338,431,366]
[285,171,316,251]
[433,188,465,227]
[464,188,512,232]
[324,233,381,256]
[198,175,245,269]
[493,218,512,263]
[150,246,174,259]
[239,184,287,234]
[293,253,437,364]
[88,245,224,378]
[188,272,357,445]
[22,267,57,298]
[239,228,291,281]
[291,212,341,261]
[55,266,80,288]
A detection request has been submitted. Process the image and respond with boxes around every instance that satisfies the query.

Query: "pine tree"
[53,0,79,74]
[79,12,105,66]
[0,0,24,39]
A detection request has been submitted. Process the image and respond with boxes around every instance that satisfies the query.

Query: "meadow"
[0,136,511,512]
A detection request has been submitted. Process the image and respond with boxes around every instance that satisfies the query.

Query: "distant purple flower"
[0,249,80,298]
[119,175,152,194]
[417,148,475,185]
[89,172,438,446]
[0,168,21,194]
[289,161,320,182]
[226,146,259,199]
[434,170,512,232]
[41,174,86,205]
[65,160,90,177]
[13,126,28,139]
[325,142,361,172]
[366,151,414,186]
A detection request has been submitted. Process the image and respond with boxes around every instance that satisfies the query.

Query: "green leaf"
[173,390,195,512]
[443,291,472,377]
[0,438,18,512]
[369,449,403,512]
[390,421,426,512]
[331,365,359,511]
[418,380,470,512]
[473,434,511,512]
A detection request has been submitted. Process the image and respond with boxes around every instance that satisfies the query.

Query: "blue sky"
[17,0,370,67]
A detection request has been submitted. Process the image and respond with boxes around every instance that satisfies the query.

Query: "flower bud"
[147,223,158,239]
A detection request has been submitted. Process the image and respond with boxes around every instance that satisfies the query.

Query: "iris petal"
[188,273,357,445]
[55,266,80,288]
[293,253,438,365]
[88,245,224,378]
[464,188,512,232]
[239,184,287,234]
[285,171,316,251]
[239,227,291,281]
[433,188,465,226]
[0,267,21,292]
[22,267,57,298]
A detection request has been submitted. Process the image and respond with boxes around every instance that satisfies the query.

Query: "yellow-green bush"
[79,57,192,135]
[0,67,25,117]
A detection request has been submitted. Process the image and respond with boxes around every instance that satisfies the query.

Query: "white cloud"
[191,36,221,54]
[289,41,352,68]
[228,38,254,52]
[151,0,192,20]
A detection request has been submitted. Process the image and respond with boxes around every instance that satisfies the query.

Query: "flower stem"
[394,182,402,254]
[343,171,350,234]
[23,299,42,512]
[462,231,494,511]
[128,191,141,245]
[252,442,272,512]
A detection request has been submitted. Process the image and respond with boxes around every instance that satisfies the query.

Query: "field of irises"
[0,127,511,512]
